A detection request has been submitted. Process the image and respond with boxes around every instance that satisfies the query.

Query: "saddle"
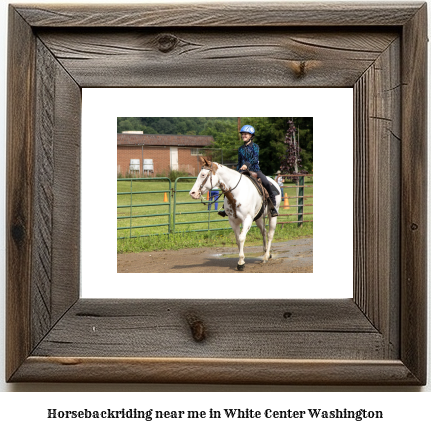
[241,169,272,220]
[241,170,267,198]
[245,170,258,180]
[241,169,279,198]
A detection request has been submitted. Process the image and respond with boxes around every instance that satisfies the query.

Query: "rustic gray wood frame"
[6,2,427,385]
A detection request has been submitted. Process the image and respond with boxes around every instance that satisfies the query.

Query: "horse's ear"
[199,156,210,166]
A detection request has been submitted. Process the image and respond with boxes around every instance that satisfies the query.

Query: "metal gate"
[172,177,230,234]
[117,175,313,239]
[117,177,171,239]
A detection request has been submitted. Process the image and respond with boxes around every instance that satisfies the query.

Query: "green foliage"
[154,169,192,181]
[294,117,313,173]
[243,117,287,174]
[167,169,193,182]
[117,117,313,174]
[200,118,239,163]
[202,117,313,175]
[117,171,142,179]
[117,117,235,135]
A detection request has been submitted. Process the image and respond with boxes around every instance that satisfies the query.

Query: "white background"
[0,0,430,423]
[81,87,353,299]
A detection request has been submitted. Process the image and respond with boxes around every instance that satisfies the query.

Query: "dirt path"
[117,237,313,273]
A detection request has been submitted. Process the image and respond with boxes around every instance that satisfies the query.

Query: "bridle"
[198,162,243,205]
[198,164,214,194]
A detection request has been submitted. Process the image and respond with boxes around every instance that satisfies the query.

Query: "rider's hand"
[240,165,247,170]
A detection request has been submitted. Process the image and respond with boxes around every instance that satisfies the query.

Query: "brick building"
[117,133,214,177]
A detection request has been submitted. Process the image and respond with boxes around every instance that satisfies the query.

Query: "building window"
[191,148,203,155]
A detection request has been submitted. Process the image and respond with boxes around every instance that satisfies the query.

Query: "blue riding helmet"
[240,125,255,135]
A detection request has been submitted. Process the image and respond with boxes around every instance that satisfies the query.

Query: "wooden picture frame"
[6,2,427,385]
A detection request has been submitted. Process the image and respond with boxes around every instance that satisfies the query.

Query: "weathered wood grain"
[7,10,82,382]
[32,40,56,347]
[37,29,398,87]
[31,39,81,351]
[50,53,81,325]
[353,38,401,359]
[400,3,428,385]
[32,299,384,360]
[15,2,423,27]
[12,358,420,385]
[6,2,427,385]
[6,7,36,382]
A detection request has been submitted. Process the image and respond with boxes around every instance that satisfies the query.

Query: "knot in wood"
[293,61,307,79]
[186,314,206,342]
[411,223,419,231]
[11,222,26,245]
[156,34,179,53]
[289,60,321,79]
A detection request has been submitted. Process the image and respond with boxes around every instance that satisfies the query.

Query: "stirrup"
[218,210,227,217]
[270,208,278,217]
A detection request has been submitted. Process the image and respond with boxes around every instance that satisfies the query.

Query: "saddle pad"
[242,173,279,221]
[244,172,279,196]
[253,201,265,221]
[253,183,279,221]
[270,183,280,196]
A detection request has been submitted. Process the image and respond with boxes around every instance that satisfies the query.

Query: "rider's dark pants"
[255,171,276,207]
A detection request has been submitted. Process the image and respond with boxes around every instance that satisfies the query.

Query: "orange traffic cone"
[283,193,290,209]
[207,191,210,201]
[164,192,168,202]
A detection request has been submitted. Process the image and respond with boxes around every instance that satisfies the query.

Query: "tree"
[279,118,313,175]
[117,117,143,132]
[295,117,313,173]
[201,118,238,163]
[232,117,289,174]
[116,117,313,175]
[202,117,313,175]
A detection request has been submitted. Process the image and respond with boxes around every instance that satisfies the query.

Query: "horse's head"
[189,156,220,199]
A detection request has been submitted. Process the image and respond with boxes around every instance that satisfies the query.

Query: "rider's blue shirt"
[237,142,260,172]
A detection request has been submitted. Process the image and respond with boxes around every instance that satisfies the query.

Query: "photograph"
[116,117,313,273]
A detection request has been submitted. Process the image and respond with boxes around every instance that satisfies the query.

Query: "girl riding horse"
[218,125,279,218]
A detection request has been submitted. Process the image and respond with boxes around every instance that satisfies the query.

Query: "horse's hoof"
[237,263,245,271]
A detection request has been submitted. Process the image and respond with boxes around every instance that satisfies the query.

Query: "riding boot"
[256,171,279,217]
[218,206,227,217]
[269,195,278,217]
[263,188,278,217]
[270,206,278,217]
[264,185,278,216]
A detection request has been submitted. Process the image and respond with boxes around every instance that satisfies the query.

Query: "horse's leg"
[236,216,253,270]
[255,216,267,258]
[228,216,241,249]
[263,214,277,261]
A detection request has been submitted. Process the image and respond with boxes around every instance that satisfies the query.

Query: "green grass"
[117,222,313,254]
[117,177,313,253]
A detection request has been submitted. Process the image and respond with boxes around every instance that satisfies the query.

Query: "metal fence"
[117,174,313,239]
[172,177,230,234]
[277,174,313,227]
[117,177,172,240]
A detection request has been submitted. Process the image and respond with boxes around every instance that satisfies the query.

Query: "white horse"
[189,157,281,270]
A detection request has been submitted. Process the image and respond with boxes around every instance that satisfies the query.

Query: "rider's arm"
[236,146,244,171]
[247,143,259,169]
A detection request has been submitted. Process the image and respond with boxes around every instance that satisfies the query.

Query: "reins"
[199,162,243,206]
